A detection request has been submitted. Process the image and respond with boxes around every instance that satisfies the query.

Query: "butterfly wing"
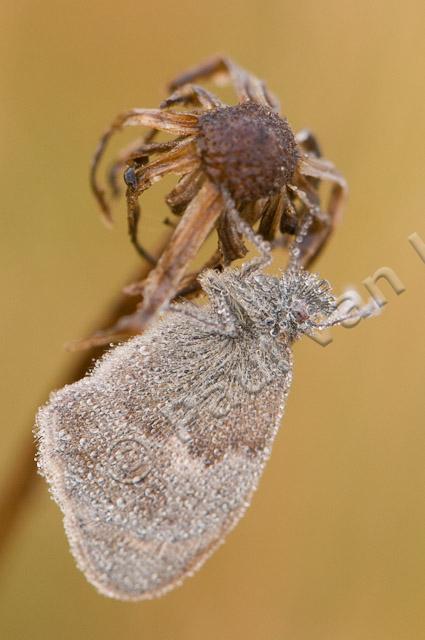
[37,313,293,600]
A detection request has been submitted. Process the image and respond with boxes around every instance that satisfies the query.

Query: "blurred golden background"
[0,1,424,638]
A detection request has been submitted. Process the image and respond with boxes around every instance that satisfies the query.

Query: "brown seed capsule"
[197,102,299,202]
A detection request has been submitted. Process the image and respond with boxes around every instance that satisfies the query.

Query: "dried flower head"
[197,102,299,202]
[88,56,347,344]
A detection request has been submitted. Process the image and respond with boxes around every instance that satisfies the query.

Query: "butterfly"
[36,201,372,600]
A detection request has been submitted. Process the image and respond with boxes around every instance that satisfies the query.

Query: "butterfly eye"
[292,304,309,323]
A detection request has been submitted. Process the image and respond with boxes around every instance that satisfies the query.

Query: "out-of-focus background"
[1,1,424,638]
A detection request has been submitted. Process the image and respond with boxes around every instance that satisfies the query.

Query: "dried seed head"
[197,102,299,202]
